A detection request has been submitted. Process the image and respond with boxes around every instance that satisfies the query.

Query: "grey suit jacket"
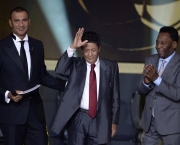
[137,52,180,135]
[51,51,120,144]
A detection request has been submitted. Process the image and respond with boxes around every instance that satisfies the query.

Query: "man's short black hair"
[159,26,179,43]
[81,31,101,48]
[9,7,29,19]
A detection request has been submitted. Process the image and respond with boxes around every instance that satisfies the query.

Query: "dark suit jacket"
[0,35,65,125]
[51,51,120,144]
[137,52,180,135]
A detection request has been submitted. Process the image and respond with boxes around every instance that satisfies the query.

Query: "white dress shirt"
[67,47,100,110]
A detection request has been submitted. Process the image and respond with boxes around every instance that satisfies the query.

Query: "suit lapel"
[77,58,87,103]
[4,36,26,75]
[97,59,109,110]
[161,52,179,78]
[151,55,159,70]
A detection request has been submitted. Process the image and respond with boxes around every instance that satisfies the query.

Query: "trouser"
[68,109,106,145]
[0,103,48,145]
[142,117,180,145]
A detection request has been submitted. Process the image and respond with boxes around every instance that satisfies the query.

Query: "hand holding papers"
[16,85,41,95]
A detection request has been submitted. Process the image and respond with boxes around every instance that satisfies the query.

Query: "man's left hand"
[111,124,117,137]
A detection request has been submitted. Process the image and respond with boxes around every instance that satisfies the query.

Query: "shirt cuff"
[143,81,151,88]
[67,47,76,57]
[5,91,10,103]
[153,77,162,86]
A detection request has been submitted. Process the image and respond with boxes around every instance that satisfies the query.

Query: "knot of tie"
[20,40,25,45]
[91,64,95,69]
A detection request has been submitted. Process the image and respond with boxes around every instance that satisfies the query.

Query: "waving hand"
[70,28,88,49]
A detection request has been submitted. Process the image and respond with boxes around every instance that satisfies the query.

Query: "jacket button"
[150,107,152,110]
[153,97,156,99]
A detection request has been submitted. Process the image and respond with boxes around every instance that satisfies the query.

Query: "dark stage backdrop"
[0,0,180,62]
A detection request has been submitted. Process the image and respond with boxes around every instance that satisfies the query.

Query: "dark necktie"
[89,64,97,118]
[19,41,28,77]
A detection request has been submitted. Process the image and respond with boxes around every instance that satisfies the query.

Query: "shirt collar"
[159,51,175,63]
[12,33,28,42]
[86,57,100,67]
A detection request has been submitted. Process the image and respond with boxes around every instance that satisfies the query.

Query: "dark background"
[1,0,179,62]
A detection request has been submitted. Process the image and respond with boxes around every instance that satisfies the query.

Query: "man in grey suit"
[51,28,120,145]
[137,26,180,145]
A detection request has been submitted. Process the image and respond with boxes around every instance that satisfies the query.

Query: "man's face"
[9,11,30,40]
[82,42,100,64]
[156,32,177,59]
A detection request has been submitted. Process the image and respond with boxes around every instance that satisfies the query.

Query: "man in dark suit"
[0,7,65,145]
[137,26,180,145]
[51,28,120,145]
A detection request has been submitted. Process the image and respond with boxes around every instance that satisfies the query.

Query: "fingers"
[71,28,87,49]
[111,124,117,137]
[143,65,153,81]
[81,40,88,45]
[12,95,23,102]
[111,130,116,137]
[75,28,84,40]
[143,64,159,81]
[8,92,23,103]
[143,64,155,75]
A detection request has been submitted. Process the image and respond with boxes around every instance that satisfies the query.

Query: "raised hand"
[70,28,88,49]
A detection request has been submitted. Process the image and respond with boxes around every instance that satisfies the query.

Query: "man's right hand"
[8,92,23,102]
[70,28,88,49]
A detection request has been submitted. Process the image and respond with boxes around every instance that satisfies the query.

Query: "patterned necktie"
[158,59,166,77]
[19,41,28,78]
[89,64,97,118]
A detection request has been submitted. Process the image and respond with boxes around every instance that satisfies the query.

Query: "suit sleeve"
[38,42,66,91]
[137,57,155,95]
[112,63,120,124]
[0,55,5,102]
[55,50,74,78]
[156,69,180,101]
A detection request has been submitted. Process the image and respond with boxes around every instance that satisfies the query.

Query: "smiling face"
[9,11,30,40]
[82,42,100,64]
[156,32,177,59]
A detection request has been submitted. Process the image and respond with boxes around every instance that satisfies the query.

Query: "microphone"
[29,47,34,52]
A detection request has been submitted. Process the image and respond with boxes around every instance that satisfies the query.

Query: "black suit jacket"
[51,51,120,144]
[0,35,65,125]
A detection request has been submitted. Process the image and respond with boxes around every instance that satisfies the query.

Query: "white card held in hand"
[17,85,41,94]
